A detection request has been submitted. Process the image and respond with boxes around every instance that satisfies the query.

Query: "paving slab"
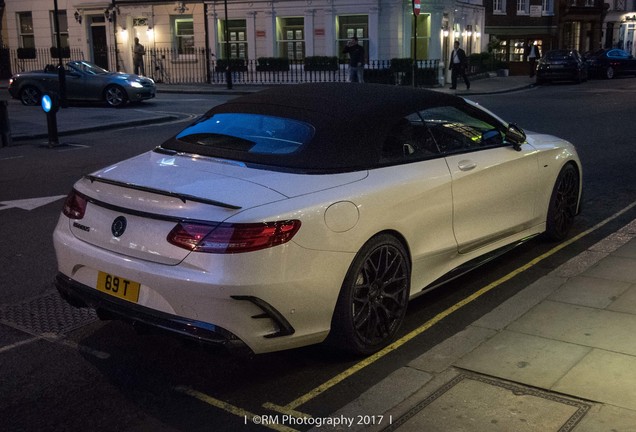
[455,330,590,388]
[607,285,636,314]
[408,326,497,374]
[584,256,636,284]
[470,275,566,331]
[573,403,636,432]
[508,300,636,356]
[612,238,636,258]
[547,275,632,309]
[553,349,636,411]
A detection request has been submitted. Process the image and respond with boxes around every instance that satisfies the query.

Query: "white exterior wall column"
[429,6,445,85]
[246,11,257,60]
[323,7,336,56]
[368,6,380,60]
[304,9,316,57]
[206,9,219,59]
[263,10,276,57]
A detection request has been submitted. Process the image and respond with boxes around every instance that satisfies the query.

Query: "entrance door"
[90,18,108,69]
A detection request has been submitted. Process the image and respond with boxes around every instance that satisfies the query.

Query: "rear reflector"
[167,220,301,254]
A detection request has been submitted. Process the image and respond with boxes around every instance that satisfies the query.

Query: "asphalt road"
[1,80,635,432]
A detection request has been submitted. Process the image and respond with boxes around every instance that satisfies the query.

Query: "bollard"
[41,93,60,148]
[0,99,12,147]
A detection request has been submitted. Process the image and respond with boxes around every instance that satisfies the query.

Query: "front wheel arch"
[327,233,411,356]
[544,162,581,242]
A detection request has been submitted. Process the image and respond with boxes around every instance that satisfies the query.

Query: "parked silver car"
[8,61,156,107]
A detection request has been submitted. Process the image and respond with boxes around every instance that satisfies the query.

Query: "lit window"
[173,16,194,55]
[277,17,304,61]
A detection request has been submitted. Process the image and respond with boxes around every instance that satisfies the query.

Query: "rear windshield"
[546,51,572,60]
[175,113,315,155]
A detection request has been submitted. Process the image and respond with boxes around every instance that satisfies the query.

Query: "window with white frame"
[542,0,554,14]
[277,17,304,61]
[219,19,248,59]
[517,0,529,14]
[173,15,194,56]
[493,0,506,13]
[17,12,35,48]
[50,11,69,49]
[337,15,368,60]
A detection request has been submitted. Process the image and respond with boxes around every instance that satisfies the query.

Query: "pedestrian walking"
[343,36,365,83]
[525,40,541,78]
[449,41,470,90]
[133,37,146,76]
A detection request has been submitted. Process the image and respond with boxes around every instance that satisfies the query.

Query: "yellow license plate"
[96,272,141,303]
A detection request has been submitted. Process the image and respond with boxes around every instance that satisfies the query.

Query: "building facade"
[1,0,486,84]
[603,0,636,54]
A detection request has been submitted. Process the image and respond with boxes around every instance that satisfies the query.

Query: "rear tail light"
[62,189,88,219]
[167,220,301,254]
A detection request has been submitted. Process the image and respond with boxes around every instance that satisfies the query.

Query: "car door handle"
[457,160,477,171]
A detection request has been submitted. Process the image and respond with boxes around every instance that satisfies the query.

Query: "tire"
[19,86,41,106]
[605,66,615,79]
[545,164,580,241]
[104,85,128,107]
[328,234,410,356]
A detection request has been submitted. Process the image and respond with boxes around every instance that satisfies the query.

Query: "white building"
[2,0,485,84]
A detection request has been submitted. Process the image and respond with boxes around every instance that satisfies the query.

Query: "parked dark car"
[586,49,636,79]
[536,49,588,84]
[8,61,156,107]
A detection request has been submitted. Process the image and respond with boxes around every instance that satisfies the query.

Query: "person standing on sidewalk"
[449,41,470,90]
[343,36,365,83]
[133,37,146,76]
[525,40,541,78]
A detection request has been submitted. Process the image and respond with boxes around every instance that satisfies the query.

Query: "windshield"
[175,113,315,155]
[68,61,109,75]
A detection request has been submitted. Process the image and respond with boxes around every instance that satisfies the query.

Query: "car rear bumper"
[55,272,253,356]
[537,69,582,81]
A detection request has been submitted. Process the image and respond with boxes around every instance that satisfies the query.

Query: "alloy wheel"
[105,86,127,107]
[546,164,579,241]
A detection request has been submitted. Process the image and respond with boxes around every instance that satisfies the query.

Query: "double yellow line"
[179,200,636,428]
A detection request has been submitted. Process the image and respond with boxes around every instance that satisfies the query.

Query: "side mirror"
[505,123,526,151]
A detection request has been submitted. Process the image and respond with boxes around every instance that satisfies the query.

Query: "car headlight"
[129,81,143,88]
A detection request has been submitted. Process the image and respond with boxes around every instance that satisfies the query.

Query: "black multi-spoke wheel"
[329,235,410,355]
[545,163,580,241]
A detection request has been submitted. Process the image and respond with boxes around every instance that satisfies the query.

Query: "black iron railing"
[5,46,441,86]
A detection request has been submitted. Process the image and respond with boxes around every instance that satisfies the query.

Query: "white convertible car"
[53,83,582,355]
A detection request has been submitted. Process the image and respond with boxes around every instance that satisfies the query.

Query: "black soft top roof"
[162,83,464,172]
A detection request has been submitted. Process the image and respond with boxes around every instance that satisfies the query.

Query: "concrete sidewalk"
[318,218,636,432]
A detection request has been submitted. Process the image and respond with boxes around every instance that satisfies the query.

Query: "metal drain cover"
[383,372,591,432]
[0,291,97,338]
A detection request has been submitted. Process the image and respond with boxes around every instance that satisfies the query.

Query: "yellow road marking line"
[0,336,40,354]
[261,402,312,419]
[282,201,636,410]
[174,386,299,432]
